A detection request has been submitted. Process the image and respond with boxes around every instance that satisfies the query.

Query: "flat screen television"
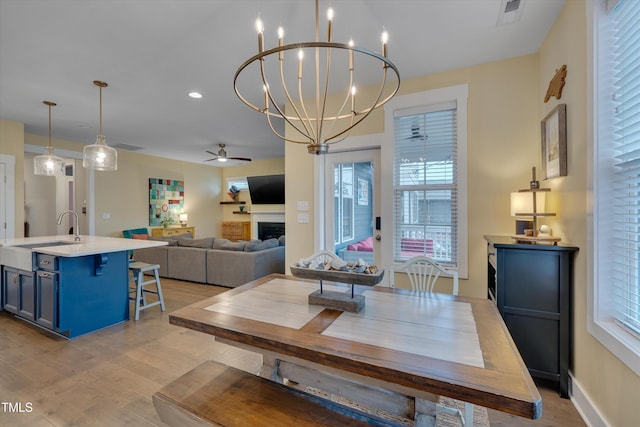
[247,174,285,204]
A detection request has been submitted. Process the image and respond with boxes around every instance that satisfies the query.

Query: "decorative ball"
[539,224,551,235]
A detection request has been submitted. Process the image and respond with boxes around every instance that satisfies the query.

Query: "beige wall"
[540,1,639,425]
[2,126,285,240]
[0,119,25,237]
[286,54,540,299]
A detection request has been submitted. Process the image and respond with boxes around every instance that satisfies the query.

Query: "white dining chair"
[388,256,471,425]
[388,255,459,296]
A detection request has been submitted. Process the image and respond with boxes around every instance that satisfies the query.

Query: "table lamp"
[179,213,188,227]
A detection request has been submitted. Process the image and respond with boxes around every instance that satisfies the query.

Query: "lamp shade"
[34,147,65,176]
[83,134,117,171]
[179,213,188,223]
[511,192,545,216]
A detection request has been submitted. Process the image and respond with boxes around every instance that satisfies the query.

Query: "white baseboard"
[570,374,609,427]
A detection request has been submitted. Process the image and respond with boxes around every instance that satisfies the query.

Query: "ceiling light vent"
[497,0,526,26]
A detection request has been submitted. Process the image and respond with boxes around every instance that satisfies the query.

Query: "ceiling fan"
[204,144,251,163]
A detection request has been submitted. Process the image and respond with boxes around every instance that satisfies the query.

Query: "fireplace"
[258,222,285,240]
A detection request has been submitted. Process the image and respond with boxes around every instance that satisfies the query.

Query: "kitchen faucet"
[56,210,81,242]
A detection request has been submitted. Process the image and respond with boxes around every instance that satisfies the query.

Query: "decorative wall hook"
[544,64,567,103]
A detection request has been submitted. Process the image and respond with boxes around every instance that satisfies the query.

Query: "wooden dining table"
[169,274,541,425]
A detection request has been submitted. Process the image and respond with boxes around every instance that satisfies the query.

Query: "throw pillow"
[131,234,149,240]
[278,235,286,246]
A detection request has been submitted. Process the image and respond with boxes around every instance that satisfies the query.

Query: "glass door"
[324,149,381,267]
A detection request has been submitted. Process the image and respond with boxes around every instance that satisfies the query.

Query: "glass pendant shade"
[34,146,65,176]
[83,80,117,171]
[34,100,65,176]
[83,134,117,171]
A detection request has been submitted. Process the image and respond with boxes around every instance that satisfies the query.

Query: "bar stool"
[129,262,165,320]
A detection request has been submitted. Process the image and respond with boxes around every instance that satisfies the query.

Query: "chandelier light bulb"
[255,16,264,34]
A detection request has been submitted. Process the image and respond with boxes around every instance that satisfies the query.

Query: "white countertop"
[0,235,167,257]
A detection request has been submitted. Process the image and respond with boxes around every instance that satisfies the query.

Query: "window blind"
[611,0,640,336]
[392,101,457,266]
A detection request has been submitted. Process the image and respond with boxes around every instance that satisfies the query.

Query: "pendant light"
[34,101,65,176]
[83,80,117,171]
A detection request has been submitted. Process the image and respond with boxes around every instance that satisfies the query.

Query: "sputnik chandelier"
[233,0,400,155]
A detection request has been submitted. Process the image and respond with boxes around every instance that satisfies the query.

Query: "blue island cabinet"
[56,251,130,338]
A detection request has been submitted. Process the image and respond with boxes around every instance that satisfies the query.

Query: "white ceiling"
[0,0,565,167]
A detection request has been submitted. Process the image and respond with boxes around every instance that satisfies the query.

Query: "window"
[383,85,468,276]
[588,0,640,375]
[334,163,354,243]
[226,176,248,192]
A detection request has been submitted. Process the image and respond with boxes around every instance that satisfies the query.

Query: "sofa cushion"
[278,235,286,246]
[175,233,193,239]
[177,237,215,249]
[347,242,362,251]
[150,236,178,246]
[213,238,247,251]
[245,238,279,252]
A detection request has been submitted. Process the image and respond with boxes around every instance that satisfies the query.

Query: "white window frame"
[587,0,640,376]
[226,176,249,192]
[383,84,468,278]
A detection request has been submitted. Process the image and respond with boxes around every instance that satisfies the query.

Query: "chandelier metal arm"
[324,65,394,144]
[278,54,315,138]
[234,41,399,119]
[297,72,316,141]
[259,56,313,142]
[321,65,355,143]
[234,41,400,150]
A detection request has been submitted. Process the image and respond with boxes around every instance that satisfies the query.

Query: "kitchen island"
[0,235,167,338]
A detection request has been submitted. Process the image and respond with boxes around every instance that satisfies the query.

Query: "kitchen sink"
[0,241,78,271]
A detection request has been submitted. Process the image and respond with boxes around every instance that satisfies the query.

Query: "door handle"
[375,234,381,241]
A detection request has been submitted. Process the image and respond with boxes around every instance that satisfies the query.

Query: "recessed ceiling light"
[188,92,203,99]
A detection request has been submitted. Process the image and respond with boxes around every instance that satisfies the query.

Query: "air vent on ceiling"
[497,0,526,26]
[112,143,144,151]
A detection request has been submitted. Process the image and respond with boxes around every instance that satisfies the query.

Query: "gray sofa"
[133,235,285,288]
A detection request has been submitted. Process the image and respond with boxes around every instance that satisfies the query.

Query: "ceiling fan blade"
[205,150,218,156]
[229,157,252,162]
[203,158,218,162]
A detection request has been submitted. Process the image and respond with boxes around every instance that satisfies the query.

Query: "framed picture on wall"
[357,178,368,205]
[541,103,567,179]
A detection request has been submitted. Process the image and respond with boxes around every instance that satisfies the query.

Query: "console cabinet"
[151,226,195,238]
[484,235,578,398]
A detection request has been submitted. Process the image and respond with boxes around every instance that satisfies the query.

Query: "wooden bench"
[152,360,397,427]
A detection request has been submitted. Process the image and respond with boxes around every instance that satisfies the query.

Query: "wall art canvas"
[149,178,184,226]
[541,104,567,179]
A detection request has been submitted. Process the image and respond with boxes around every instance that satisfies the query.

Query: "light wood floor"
[0,278,586,426]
